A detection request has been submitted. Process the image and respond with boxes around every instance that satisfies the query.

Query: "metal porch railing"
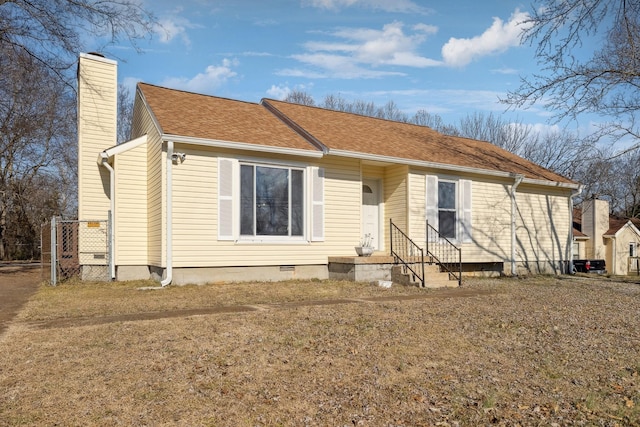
[426,221,462,286]
[390,219,425,287]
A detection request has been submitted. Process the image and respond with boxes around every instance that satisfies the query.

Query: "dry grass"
[1,275,640,426]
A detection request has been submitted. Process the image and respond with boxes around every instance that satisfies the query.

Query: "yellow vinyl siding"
[77,54,117,221]
[463,178,512,262]
[171,144,217,265]
[170,152,360,267]
[407,171,426,244]
[514,186,571,273]
[324,156,361,254]
[361,163,385,179]
[383,165,408,249]
[406,171,573,267]
[129,94,164,267]
[114,143,148,265]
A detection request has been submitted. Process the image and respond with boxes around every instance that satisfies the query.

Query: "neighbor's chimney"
[582,197,609,259]
[77,52,117,221]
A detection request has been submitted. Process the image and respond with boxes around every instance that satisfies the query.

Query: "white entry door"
[362,179,380,250]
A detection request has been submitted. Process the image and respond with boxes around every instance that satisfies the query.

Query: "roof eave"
[162,134,324,158]
[328,149,579,188]
[101,134,149,159]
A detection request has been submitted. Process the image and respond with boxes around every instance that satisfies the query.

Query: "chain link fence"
[41,216,111,285]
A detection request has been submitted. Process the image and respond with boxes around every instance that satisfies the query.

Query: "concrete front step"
[391,265,458,288]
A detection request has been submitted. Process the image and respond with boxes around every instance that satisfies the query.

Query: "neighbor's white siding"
[609,225,640,275]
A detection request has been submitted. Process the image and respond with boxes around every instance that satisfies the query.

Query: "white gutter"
[328,149,580,190]
[161,140,174,287]
[511,174,525,276]
[569,185,584,273]
[98,153,116,280]
[161,134,323,159]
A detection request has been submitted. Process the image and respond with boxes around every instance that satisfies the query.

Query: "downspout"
[569,185,583,274]
[99,153,116,280]
[161,140,174,287]
[511,174,525,276]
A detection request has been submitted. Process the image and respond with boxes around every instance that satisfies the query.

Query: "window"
[240,164,304,237]
[631,242,637,257]
[426,175,472,243]
[218,158,324,242]
[438,181,456,239]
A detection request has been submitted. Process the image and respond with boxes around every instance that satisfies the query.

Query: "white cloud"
[441,9,531,67]
[154,8,203,47]
[161,59,239,94]
[266,82,317,100]
[302,0,431,14]
[285,21,440,79]
[266,84,291,99]
[491,68,519,75]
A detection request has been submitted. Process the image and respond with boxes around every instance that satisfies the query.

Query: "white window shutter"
[311,167,325,241]
[426,175,438,241]
[459,179,472,243]
[218,158,236,240]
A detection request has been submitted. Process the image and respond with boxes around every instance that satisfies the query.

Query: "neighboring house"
[77,52,581,285]
[573,198,640,275]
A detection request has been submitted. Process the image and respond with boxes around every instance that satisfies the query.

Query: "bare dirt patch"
[0,264,41,335]
[1,276,639,426]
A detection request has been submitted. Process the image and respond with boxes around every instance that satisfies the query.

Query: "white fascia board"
[136,86,164,137]
[101,134,149,159]
[162,134,324,158]
[328,149,580,190]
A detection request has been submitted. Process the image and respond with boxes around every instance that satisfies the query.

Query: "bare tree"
[456,112,535,154]
[612,150,640,218]
[0,47,75,259]
[0,0,157,85]
[504,0,640,151]
[117,84,134,144]
[0,1,156,259]
[284,90,315,106]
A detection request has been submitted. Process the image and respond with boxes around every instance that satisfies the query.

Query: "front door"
[362,179,380,250]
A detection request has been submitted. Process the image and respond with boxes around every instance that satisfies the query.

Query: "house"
[573,198,640,275]
[77,52,581,286]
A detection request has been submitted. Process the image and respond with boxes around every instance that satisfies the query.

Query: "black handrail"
[390,219,425,287]
[426,221,462,286]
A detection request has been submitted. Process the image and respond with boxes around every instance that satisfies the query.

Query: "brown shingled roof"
[605,216,640,236]
[137,83,575,184]
[137,83,317,152]
[263,99,575,183]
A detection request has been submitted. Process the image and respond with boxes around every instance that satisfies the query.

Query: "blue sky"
[107,0,599,139]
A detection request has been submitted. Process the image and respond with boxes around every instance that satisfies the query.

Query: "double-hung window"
[438,181,456,239]
[426,175,472,243]
[240,164,304,237]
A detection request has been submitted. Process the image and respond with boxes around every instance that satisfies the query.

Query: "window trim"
[238,162,307,242]
[426,174,472,244]
[437,179,457,240]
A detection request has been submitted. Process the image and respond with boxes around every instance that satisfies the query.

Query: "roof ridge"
[137,82,260,107]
